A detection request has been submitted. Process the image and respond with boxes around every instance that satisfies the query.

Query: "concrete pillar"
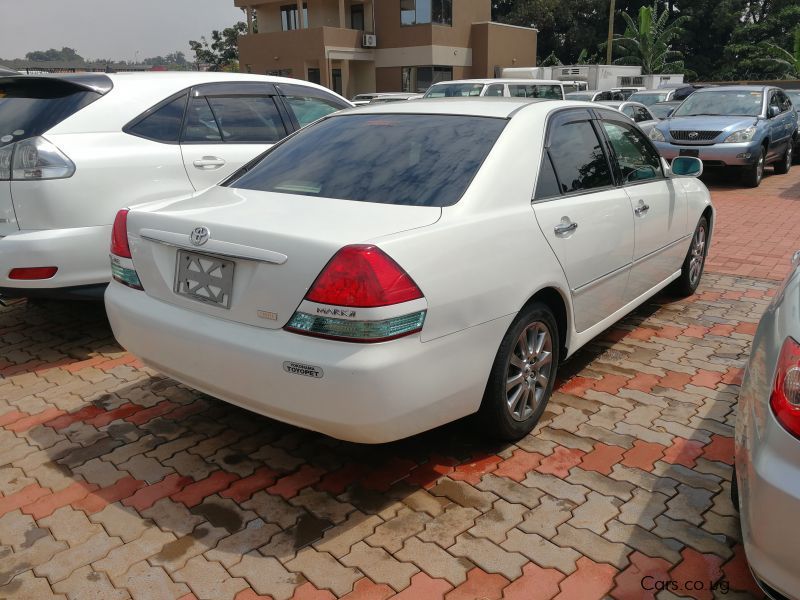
[339,0,346,28]
[246,7,254,34]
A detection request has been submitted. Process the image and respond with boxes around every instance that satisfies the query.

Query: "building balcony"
[239,26,370,63]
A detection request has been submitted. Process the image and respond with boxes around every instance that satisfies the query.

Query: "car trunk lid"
[126,186,441,329]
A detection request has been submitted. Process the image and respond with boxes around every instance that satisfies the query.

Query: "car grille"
[670,130,722,142]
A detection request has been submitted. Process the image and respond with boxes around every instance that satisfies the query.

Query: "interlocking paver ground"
[3,170,797,598]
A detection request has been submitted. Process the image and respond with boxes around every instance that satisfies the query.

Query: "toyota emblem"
[688,131,699,139]
[190,226,210,246]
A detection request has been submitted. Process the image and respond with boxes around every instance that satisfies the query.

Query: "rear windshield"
[0,78,101,147]
[628,92,669,106]
[424,83,485,98]
[230,113,507,207]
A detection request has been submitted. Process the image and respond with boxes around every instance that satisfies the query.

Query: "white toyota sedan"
[105,99,714,443]
[0,72,350,300]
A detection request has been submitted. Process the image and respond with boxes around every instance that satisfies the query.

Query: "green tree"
[189,22,247,71]
[758,27,800,77]
[610,1,689,73]
[25,47,84,63]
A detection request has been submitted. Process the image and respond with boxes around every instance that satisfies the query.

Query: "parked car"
[352,92,417,106]
[628,86,694,106]
[105,99,713,444]
[786,89,800,161]
[649,86,797,187]
[649,101,683,120]
[613,87,646,99]
[597,100,659,134]
[423,79,565,100]
[560,80,589,94]
[565,90,625,102]
[0,72,351,300]
[735,249,800,600]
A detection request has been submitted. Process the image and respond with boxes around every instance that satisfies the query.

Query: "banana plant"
[610,1,689,74]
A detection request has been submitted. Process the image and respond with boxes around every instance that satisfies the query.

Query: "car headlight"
[649,128,666,142]
[724,126,757,143]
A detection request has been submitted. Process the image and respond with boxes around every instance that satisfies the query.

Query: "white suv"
[0,72,351,300]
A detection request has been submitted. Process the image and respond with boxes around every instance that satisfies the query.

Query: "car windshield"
[0,78,101,147]
[650,103,678,119]
[673,90,764,117]
[627,92,669,106]
[424,83,485,98]
[230,113,507,207]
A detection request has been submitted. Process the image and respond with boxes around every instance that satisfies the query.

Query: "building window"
[351,4,365,30]
[402,66,453,92]
[267,69,293,77]
[281,3,308,31]
[307,68,321,85]
[401,0,452,26]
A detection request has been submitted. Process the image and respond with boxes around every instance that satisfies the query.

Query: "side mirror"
[769,105,781,118]
[670,156,703,178]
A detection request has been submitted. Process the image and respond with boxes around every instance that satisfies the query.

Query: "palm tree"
[757,28,800,78]
[611,1,689,74]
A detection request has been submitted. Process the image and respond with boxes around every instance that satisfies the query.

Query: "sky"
[0,0,246,61]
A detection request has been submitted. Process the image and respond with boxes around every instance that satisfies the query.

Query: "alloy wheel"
[689,224,706,287]
[505,321,553,422]
[757,152,765,182]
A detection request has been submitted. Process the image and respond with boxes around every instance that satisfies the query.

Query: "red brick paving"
[0,172,788,598]
[705,168,800,281]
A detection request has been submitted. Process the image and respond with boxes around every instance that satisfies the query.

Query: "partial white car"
[597,100,660,135]
[423,79,566,100]
[105,99,714,443]
[0,72,351,300]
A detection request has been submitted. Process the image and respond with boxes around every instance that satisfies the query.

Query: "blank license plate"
[679,149,700,158]
[174,250,235,309]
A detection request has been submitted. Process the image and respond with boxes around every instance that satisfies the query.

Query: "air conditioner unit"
[362,34,377,48]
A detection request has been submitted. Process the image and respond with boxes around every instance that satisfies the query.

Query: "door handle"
[554,219,578,235]
[634,202,650,216]
[193,156,226,170]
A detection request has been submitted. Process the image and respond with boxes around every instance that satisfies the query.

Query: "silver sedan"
[735,250,800,599]
[597,100,659,135]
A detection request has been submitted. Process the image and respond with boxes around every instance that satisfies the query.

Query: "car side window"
[127,94,188,143]
[602,119,663,184]
[777,90,792,112]
[276,83,350,128]
[534,153,561,200]
[635,107,652,122]
[205,96,287,142]
[547,118,613,194]
[182,96,222,142]
[622,105,635,119]
[769,92,782,115]
[485,84,504,97]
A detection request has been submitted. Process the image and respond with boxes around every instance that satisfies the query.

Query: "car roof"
[631,89,671,94]
[340,97,557,119]
[430,78,562,86]
[693,85,770,93]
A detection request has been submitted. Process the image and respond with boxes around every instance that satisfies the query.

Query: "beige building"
[234,0,537,98]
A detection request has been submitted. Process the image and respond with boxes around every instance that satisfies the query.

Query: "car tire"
[742,147,766,187]
[670,216,708,297]
[731,465,740,512]
[479,302,560,441]
[774,143,792,175]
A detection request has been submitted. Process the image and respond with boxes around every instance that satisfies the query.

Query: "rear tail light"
[8,137,75,180]
[8,267,58,280]
[0,144,12,180]
[770,336,800,439]
[109,209,143,290]
[285,244,426,343]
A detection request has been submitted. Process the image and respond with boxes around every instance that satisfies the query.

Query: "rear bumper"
[105,282,509,443]
[0,226,111,293]
[654,140,762,166]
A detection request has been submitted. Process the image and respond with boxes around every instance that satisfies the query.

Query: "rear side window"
[206,96,286,142]
[127,94,187,143]
[534,154,561,200]
[0,78,101,147]
[230,113,507,207]
[182,97,222,142]
[548,119,612,194]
